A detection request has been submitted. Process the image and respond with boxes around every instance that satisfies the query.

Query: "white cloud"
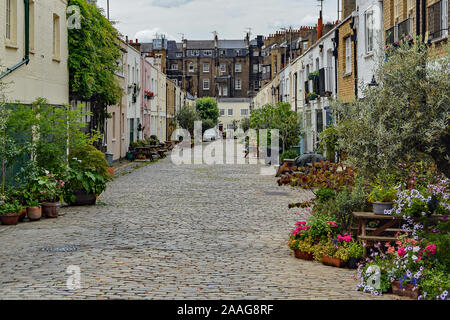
[96,0,341,41]
[134,28,178,42]
[152,0,195,8]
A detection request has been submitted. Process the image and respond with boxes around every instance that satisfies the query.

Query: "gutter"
[0,0,30,80]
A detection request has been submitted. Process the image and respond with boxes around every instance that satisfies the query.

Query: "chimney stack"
[126,35,129,43]
[317,9,323,40]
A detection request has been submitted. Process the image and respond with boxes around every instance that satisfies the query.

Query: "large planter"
[391,281,420,300]
[27,206,42,221]
[42,202,60,218]
[294,250,314,260]
[70,190,97,206]
[321,254,345,268]
[0,212,21,225]
[346,257,362,269]
[372,202,394,215]
[19,208,27,222]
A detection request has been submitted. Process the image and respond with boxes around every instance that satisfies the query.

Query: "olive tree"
[333,37,450,178]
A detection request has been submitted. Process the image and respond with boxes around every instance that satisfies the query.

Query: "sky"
[96,0,341,42]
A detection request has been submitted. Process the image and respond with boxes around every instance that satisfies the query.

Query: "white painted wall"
[0,0,69,105]
[356,0,384,98]
[126,44,141,145]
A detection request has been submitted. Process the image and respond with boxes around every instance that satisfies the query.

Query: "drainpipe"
[350,15,358,98]
[0,0,30,80]
[416,0,421,37]
[421,0,426,40]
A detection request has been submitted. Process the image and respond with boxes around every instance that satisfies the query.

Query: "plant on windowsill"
[308,70,319,80]
[306,92,318,103]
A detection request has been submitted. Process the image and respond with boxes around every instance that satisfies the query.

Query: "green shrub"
[69,145,110,180]
[280,150,298,163]
[316,187,336,203]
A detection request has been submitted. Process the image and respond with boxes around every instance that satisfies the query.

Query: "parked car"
[203,129,219,142]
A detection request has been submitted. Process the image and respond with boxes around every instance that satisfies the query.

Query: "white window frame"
[235,78,242,90]
[235,63,242,73]
[394,0,399,19]
[171,64,178,70]
[228,109,233,116]
[6,0,11,40]
[176,52,182,58]
[365,10,374,54]
[220,109,225,116]
[240,109,248,116]
[189,62,194,73]
[203,79,210,90]
[203,50,212,56]
[441,0,449,38]
[203,63,210,73]
[223,86,228,96]
[220,63,226,73]
[345,37,352,74]
[53,13,61,59]
[407,0,415,12]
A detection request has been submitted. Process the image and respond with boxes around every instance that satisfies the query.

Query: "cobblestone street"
[0,150,396,300]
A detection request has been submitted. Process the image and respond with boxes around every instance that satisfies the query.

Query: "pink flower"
[295,221,307,226]
[398,247,407,257]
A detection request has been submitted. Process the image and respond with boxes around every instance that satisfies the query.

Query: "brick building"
[384,0,448,46]
[134,34,265,100]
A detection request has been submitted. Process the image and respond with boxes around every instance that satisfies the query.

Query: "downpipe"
[0,0,30,80]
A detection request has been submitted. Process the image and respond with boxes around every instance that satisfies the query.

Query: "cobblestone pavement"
[0,147,398,300]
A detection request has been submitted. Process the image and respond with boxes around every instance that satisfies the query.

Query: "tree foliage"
[175,105,200,137]
[67,0,123,142]
[196,97,219,125]
[250,102,302,152]
[333,37,450,178]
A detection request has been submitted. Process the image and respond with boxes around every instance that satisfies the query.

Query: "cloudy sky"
[96,0,341,42]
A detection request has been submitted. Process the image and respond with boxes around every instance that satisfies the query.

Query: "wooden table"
[352,212,404,243]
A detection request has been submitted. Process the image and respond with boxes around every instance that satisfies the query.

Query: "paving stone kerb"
[0,150,398,300]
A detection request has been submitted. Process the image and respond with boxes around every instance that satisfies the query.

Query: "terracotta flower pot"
[107,167,115,177]
[27,206,42,221]
[19,208,27,222]
[294,250,314,260]
[42,202,60,218]
[391,281,420,300]
[0,212,21,225]
[321,254,345,268]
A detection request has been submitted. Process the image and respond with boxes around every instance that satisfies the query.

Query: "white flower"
[413,246,420,253]
[412,255,419,261]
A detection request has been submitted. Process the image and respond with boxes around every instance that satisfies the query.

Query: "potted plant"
[289,221,314,260]
[0,197,22,226]
[63,145,111,206]
[26,199,42,221]
[321,240,346,268]
[295,236,315,260]
[37,173,65,218]
[308,70,319,80]
[346,240,364,269]
[368,185,397,214]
